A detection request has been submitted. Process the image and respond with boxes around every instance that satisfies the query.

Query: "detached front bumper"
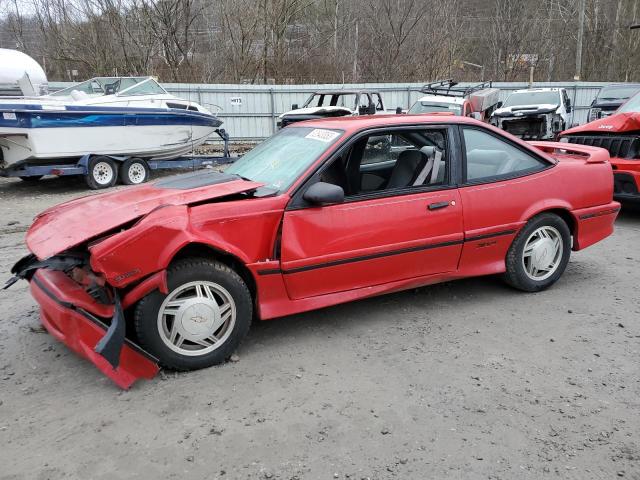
[30,268,159,389]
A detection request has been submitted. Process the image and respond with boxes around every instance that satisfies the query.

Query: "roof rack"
[420,79,493,97]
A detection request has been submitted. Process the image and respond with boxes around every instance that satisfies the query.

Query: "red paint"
[31,270,158,389]
[27,178,263,260]
[561,111,640,199]
[21,115,619,388]
[121,270,167,310]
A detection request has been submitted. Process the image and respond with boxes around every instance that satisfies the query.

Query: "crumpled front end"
[492,111,564,140]
[30,269,159,388]
[8,253,161,389]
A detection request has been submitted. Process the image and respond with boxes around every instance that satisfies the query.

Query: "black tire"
[134,258,252,370]
[19,175,43,182]
[85,156,118,189]
[120,158,149,185]
[503,213,571,292]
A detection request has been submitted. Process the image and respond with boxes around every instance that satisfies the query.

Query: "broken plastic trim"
[94,291,125,369]
[4,252,86,289]
[5,252,124,369]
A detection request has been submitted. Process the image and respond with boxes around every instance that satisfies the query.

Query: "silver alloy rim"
[93,161,114,185]
[128,163,146,184]
[522,226,563,281]
[157,281,236,356]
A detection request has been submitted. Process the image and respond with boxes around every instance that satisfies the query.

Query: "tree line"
[1,0,638,84]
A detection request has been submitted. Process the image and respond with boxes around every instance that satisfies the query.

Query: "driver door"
[280,126,464,300]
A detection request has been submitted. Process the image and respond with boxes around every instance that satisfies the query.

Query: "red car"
[7,115,620,388]
[560,90,640,203]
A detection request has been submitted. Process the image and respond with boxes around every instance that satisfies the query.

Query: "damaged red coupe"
[6,115,620,388]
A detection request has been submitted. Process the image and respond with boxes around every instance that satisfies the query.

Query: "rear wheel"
[134,258,252,370]
[120,158,149,185]
[503,213,571,292]
[85,156,117,189]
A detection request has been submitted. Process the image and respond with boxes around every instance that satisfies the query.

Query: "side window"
[373,93,384,111]
[359,93,371,108]
[463,128,547,182]
[319,129,448,198]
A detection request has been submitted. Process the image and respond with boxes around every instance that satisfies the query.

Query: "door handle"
[428,201,450,211]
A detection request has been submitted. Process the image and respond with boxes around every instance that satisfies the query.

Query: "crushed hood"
[562,112,640,135]
[279,106,353,118]
[26,171,263,259]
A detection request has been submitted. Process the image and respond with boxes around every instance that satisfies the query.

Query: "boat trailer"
[1,128,234,189]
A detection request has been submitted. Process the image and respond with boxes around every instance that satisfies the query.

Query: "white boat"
[0,76,222,168]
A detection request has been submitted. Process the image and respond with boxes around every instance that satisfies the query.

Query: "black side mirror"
[566,105,572,113]
[496,101,503,109]
[303,182,345,206]
[291,103,298,110]
[396,106,403,114]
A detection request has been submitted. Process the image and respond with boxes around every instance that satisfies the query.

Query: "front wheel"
[134,258,252,370]
[503,213,571,292]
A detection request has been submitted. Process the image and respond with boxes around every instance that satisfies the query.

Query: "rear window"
[409,102,461,115]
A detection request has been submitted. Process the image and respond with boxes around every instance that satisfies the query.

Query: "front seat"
[387,146,440,188]
[387,150,424,189]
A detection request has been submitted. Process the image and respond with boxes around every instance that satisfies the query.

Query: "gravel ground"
[0,174,639,480]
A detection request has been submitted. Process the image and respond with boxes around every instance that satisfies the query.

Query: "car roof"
[511,88,561,93]
[288,113,479,132]
[415,94,465,105]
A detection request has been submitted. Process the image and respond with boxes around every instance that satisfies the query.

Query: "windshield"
[226,126,343,191]
[50,77,165,97]
[618,91,640,113]
[597,85,640,101]
[503,91,560,107]
[304,93,358,109]
[409,101,461,115]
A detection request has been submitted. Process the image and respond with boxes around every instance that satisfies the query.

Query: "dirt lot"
[0,174,639,480]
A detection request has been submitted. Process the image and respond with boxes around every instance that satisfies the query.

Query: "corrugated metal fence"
[50,81,610,141]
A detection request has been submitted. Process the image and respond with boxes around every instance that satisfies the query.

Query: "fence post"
[269,88,276,134]
[571,83,578,126]
[406,85,411,109]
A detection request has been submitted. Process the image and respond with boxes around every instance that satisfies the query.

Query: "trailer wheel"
[19,176,43,182]
[120,158,149,185]
[85,156,117,189]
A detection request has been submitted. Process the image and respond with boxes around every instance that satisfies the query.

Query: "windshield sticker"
[3,112,17,120]
[305,129,339,143]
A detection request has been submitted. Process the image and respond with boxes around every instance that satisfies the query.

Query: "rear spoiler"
[528,141,610,164]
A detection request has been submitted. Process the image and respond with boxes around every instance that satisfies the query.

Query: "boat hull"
[0,105,222,166]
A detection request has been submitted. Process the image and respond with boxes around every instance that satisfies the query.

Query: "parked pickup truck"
[277,90,389,128]
[560,90,640,204]
[408,80,500,121]
[587,83,640,122]
[490,88,573,140]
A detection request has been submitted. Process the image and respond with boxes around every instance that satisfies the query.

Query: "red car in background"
[7,115,620,388]
[560,90,640,203]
